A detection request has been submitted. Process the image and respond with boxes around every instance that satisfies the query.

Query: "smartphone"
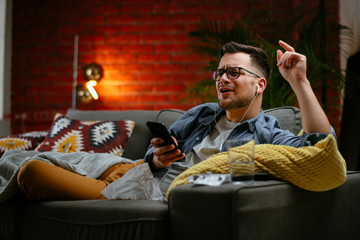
[146,121,178,149]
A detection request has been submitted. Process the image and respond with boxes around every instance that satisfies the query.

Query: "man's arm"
[276,40,331,134]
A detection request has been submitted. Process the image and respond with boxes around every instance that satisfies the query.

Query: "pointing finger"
[279,40,295,52]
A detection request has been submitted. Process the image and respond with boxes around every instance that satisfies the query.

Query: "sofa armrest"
[169,172,360,240]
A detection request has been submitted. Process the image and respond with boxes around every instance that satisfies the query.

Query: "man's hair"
[221,42,270,81]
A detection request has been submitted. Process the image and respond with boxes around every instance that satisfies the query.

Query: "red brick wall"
[11,0,339,134]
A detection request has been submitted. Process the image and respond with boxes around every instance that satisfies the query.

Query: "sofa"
[0,106,359,240]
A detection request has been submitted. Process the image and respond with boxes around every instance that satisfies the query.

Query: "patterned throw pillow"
[35,114,135,157]
[0,131,48,157]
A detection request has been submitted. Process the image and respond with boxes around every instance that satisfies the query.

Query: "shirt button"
[196,137,200,141]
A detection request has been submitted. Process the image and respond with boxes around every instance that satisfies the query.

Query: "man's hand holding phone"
[150,137,185,170]
[146,121,185,170]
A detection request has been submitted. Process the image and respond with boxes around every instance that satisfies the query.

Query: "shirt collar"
[208,104,264,133]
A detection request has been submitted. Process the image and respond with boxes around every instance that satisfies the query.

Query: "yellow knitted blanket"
[166,135,347,198]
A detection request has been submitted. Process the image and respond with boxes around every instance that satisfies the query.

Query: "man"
[15,40,335,200]
[144,40,335,195]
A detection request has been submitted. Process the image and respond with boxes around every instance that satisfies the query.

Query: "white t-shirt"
[158,115,239,195]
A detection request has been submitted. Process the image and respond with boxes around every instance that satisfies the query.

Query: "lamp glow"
[86,80,99,100]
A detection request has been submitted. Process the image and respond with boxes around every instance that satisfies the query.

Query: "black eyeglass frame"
[211,67,261,81]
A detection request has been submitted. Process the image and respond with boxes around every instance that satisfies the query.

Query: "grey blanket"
[0,150,135,204]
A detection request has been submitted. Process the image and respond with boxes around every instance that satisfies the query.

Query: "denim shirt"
[144,103,336,187]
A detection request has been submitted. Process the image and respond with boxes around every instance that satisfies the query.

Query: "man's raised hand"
[276,40,307,86]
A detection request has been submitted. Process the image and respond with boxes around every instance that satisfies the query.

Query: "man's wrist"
[289,77,310,89]
[148,157,162,171]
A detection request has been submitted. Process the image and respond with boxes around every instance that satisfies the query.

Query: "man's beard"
[218,95,253,110]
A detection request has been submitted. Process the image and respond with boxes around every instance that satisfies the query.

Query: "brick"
[113,75,140,83]
[139,14,170,24]
[183,4,219,13]
[138,94,169,103]
[96,83,122,93]
[153,24,185,33]
[168,73,201,82]
[107,34,139,44]
[170,33,191,43]
[121,25,154,33]
[100,94,139,104]
[107,15,138,24]
[172,53,207,63]
[88,54,108,64]
[138,74,169,83]
[171,14,202,23]
[154,64,187,73]
[89,5,121,15]
[170,93,191,103]
[121,4,153,13]
[120,84,154,93]
[123,64,155,74]
[122,44,154,54]
[139,54,170,63]
[77,15,105,25]
[77,35,106,44]
[155,44,190,53]
[139,34,172,44]
[99,65,123,77]
[105,54,138,64]
[137,0,169,3]
[93,25,122,35]
[153,84,185,92]
[89,44,123,54]
[187,63,209,73]
[153,3,184,13]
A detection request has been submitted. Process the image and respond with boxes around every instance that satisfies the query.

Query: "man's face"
[216,52,259,110]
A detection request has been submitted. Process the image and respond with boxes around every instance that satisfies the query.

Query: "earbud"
[256,85,259,94]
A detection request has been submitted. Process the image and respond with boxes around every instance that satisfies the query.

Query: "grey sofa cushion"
[264,106,302,135]
[66,109,185,160]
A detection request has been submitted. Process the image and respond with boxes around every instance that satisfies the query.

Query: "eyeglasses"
[211,67,260,81]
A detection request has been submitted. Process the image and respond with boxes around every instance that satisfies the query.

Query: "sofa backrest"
[66,106,301,160]
[264,106,302,135]
[66,109,185,160]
